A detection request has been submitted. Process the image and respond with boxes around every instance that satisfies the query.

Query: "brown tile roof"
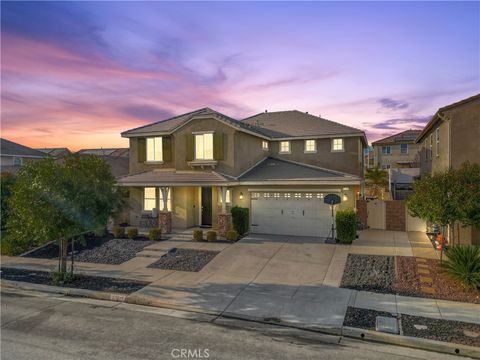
[116,169,230,186]
[372,129,422,146]
[416,93,480,142]
[242,110,365,139]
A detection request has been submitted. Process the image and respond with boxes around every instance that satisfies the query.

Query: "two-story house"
[1,138,46,174]
[118,108,367,238]
[371,129,421,170]
[416,93,480,245]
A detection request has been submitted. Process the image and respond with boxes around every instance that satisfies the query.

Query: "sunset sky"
[1,1,479,151]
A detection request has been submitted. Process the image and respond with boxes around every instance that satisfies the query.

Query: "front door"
[201,187,212,226]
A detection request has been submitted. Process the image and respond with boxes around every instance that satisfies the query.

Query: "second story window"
[146,137,163,162]
[195,133,214,160]
[332,138,344,151]
[430,134,433,158]
[262,141,269,150]
[381,146,392,155]
[279,141,290,153]
[13,157,23,166]
[436,128,440,157]
[400,144,408,154]
[304,139,316,153]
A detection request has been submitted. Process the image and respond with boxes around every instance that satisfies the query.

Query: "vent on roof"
[265,110,268,113]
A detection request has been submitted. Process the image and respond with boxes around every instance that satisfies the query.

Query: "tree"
[365,166,389,198]
[7,154,123,277]
[1,173,15,229]
[407,162,480,246]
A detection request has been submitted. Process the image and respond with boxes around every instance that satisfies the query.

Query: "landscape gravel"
[1,267,148,294]
[147,248,219,272]
[74,238,155,264]
[402,314,480,347]
[343,306,397,330]
[340,254,395,293]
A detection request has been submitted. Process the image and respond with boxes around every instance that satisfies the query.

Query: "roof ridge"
[122,107,210,135]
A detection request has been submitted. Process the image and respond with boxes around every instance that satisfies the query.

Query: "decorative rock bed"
[147,248,219,272]
[343,306,397,331]
[1,267,148,294]
[22,234,155,265]
[340,254,395,293]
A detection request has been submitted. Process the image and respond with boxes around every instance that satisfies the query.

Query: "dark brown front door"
[201,187,212,226]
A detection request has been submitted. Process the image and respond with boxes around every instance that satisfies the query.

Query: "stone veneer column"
[217,213,232,237]
[159,211,172,234]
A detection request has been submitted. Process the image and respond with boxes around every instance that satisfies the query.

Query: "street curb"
[2,279,478,358]
[342,326,480,359]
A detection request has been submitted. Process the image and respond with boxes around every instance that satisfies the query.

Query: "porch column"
[159,186,172,234]
[216,186,231,237]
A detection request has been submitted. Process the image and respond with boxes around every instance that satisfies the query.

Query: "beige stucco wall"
[373,143,420,169]
[419,119,450,177]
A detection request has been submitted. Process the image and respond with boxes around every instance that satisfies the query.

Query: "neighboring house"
[0,138,46,174]
[118,108,367,238]
[416,93,480,245]
[389,168,420,200]
[36,147,71,158]
[364,147,374,169]
[78,148,129,157]
[371,129,421,170]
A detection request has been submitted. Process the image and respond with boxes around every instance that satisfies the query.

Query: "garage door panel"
[251,194,335,238]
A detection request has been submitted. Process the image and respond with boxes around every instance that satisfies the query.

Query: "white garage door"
[251,192,334,238]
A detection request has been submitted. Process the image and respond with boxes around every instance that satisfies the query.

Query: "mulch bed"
[393,256,480,304]
[340,254,395,293]
[343,306,397,331]
[402,314,480,347]
[147,248,219,272]
[1,267,148,294]
[23,234,155,265]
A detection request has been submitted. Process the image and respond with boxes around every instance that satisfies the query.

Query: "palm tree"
[365,166,389,198]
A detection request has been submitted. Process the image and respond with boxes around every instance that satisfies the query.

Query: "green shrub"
[94,227,107,237]
[443,245,480,289]
[112,226,125,238]
[225,230,238,242]
[0,232,36,256]
[127,227,138,239]
[51,270,76,285]
[193,230,203,241]
[206,231,217,242]
[231,206,249,235]
[336,208,357,244]
[148,228,162,241]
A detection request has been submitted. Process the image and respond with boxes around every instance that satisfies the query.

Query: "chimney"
[265,110,268,113]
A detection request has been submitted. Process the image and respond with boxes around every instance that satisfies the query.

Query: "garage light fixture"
[239,192,244,200]
[343,194,348,201]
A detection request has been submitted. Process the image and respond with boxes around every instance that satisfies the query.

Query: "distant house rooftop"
[372,129,422,146]
[78,148,129,157]
[1,138,46,158]
[36,147,71,157]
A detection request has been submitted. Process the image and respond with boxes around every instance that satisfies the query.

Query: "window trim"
[400,143,408,154]
[146,137,163,163]
[304,139,317,153]
[194,132,214,160]
[279,140,291,154]
[331,138,344,152]
[262,140,269,151]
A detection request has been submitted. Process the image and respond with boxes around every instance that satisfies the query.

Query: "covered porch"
[116,169,237,234]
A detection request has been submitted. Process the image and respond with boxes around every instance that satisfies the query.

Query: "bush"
[193,230,203,241]
[231,206,249,235]
[112,226,125,238]
[51,270,76,285]
[148,228,162,241]
[336,208,357,244]
[443,245,480,289]
[225,230,238,242]
[206,231,217,242]
[0,233,33,256]
[127,227,138,239]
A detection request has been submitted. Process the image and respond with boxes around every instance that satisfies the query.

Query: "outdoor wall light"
[239,192,244,200]
[343,194,348,201]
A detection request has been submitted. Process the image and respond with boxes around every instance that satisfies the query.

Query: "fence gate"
[367,199,386,230]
